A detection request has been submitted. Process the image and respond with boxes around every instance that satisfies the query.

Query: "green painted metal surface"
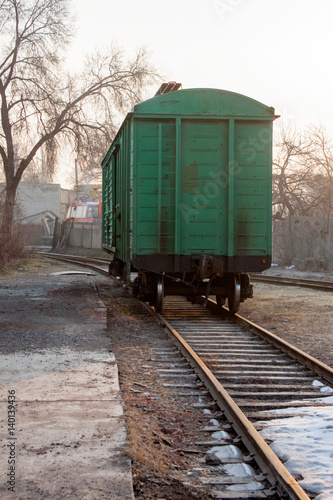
[101,88,278,272]
[133,88,275,118]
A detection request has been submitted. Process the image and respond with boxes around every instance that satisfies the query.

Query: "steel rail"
[38,251,111,266]
[37,252,110,276]
[250,274,333,291]
[155,309,310,500]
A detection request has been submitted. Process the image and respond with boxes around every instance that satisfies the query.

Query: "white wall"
[16,182,62,221]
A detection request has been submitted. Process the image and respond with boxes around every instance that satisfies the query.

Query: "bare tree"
[273,125,333,218]
[0,0,157,261]
[307,124,333,216]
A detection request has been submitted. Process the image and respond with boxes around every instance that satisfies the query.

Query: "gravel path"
[0,257,133,500]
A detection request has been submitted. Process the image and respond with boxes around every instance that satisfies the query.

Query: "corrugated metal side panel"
[129,119,134,260]
[123,121,130,273]
[135,120,158,254]
[118,134,124,260]
[234,121,272,256]
[117,121,132,275]
[160,122,176,253]
[133,116,272,260]
[134,119,176,255]
[102,155,113,248]
[133,120,138,254]
[179,120,229,255]
[102,119,133,273]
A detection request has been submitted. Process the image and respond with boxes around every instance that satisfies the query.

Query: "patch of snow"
[211,430,232,441]
[265,395,333,412]
[320,386,333,394]
[312,381,333,393]
[258,398,333,498]
[305,484,333,500]
[208,445,243,459]
[226,481,265,492]
[203,409,212,414]
[210,419,220,427]
[222,463,255,478]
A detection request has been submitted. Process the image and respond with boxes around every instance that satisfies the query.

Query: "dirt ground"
[240,271,333,368]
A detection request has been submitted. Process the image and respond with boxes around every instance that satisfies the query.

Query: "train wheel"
[155,275,164,313]
[216,295,226,307]
[228,274,241,314]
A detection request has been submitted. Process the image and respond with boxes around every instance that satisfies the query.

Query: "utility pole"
[75,158,79,188]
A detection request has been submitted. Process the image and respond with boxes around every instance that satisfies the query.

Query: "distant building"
[0,181,102,247]
[14,182,76,221]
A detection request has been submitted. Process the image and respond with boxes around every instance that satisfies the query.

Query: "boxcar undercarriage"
[108,255,253,314]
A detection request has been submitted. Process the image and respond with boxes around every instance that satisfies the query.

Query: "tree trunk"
[1,185,16,231]
[0,181,19,265]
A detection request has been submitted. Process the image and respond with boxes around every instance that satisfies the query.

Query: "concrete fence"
[62,220,102,249]
[273,216,333,271]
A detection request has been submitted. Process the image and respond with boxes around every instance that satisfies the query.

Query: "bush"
[0,227,27,269]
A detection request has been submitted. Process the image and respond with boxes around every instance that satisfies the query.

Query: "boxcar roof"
[133,88,277,117]
[101,88,278,166]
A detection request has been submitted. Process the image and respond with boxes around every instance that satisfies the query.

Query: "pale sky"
[69,0,333,132]
[58,0,333,185]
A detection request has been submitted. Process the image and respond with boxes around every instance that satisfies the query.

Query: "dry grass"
[124,400,170,474]
[0,230,28,270]
[241,283,333,367]
[0,254,47,277]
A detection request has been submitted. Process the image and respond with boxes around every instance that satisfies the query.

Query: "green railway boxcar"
[102,87,278,313]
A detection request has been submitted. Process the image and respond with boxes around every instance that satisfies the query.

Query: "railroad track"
[250,274,333,292]
[160,297,333,412]
[37,251,111,275]
[38,252,333,499]
[150,296,333,499]
[39,252,333,293]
